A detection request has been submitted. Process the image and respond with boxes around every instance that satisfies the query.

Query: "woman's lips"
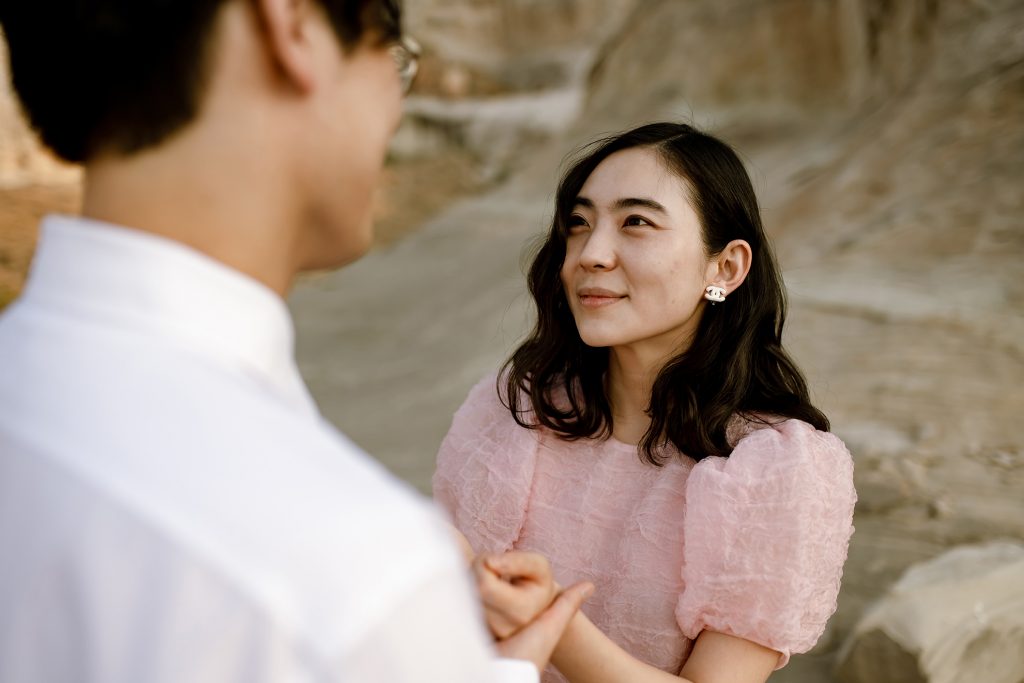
[578,288,626,308]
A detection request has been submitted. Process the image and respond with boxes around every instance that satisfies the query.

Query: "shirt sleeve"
[343,566,538,683]
[675,419,857,669]
[432,372,540,554]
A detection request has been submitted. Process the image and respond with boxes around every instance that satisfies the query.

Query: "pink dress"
[433,374,856,680]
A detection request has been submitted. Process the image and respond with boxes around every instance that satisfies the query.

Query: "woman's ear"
[707,239,753,296]
[253,0,318,93]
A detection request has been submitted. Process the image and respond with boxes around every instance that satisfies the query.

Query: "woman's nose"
[578,227,617,271]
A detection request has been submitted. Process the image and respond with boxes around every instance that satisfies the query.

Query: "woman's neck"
[606,346,662,446]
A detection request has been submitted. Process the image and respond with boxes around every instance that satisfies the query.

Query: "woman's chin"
[577,330,625,349]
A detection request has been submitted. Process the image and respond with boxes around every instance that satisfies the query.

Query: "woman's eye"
[623,215,652,228]
[567,214,589,232]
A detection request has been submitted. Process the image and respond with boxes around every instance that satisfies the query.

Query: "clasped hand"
[471,551,594,672]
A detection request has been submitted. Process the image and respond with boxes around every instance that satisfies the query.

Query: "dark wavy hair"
[0,0,401,163]
[502,122,829,465]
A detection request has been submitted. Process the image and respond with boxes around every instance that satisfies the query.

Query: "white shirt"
[0,215,536,683]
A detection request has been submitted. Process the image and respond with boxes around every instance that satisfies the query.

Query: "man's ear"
[253,0,318,93]
[707,239,753,296]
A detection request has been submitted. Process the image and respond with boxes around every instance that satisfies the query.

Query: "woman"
[433,122,856,683]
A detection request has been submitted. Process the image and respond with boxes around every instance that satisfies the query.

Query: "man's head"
[0,0,401,162]
[0,0,408,275]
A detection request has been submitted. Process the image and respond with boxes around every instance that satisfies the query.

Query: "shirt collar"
[22,214,318,415]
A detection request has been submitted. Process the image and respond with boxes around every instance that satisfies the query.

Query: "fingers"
[482,551,551,582]
[474,560,538,638]
[473,552,559,640]
[535,581,595,632]
[475,567,521,607]
[484,607,521,640]
[494,580,595,672]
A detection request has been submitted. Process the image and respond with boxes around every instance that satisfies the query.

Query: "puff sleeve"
[675,419,856,669]
[432,373,541,555]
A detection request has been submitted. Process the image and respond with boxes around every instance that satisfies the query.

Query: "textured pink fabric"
[433,374,856,679]
[433,374,540,554]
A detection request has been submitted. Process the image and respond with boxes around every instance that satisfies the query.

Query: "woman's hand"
[472,551,564,640]
[448,526,566,637]
[475,550,595,673]
[495,580,595,674]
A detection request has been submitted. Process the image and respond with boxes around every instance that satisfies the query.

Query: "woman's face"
[560,146,716,358]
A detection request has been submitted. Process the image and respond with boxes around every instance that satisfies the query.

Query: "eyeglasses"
[389,36,421,95]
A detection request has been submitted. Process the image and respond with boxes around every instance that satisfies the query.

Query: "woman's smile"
[577,286,627,308]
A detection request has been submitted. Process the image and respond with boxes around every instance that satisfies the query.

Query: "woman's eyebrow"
[573,196,668,214]
[614,197,668,213]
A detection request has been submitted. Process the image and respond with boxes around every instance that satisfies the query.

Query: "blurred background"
[2,0,1022,681]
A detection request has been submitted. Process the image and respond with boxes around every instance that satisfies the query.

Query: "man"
[0,0,591,680]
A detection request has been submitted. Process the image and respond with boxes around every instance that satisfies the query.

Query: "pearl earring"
[704,285,726,304]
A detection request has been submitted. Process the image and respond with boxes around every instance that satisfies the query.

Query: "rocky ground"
[2,1,1022,680]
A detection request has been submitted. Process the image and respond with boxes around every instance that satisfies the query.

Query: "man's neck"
[82,129,301,298]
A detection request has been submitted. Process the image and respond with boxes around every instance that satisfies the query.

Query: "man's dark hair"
[503,122,830,465]
[0,0,401,163]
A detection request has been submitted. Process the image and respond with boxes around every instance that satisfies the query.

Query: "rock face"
[405,0,638,93]
[392,0,641,178]
[835,542,1024,683]
[583,0,943,129]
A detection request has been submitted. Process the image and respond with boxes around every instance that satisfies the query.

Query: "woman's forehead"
[578,147,689,210]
